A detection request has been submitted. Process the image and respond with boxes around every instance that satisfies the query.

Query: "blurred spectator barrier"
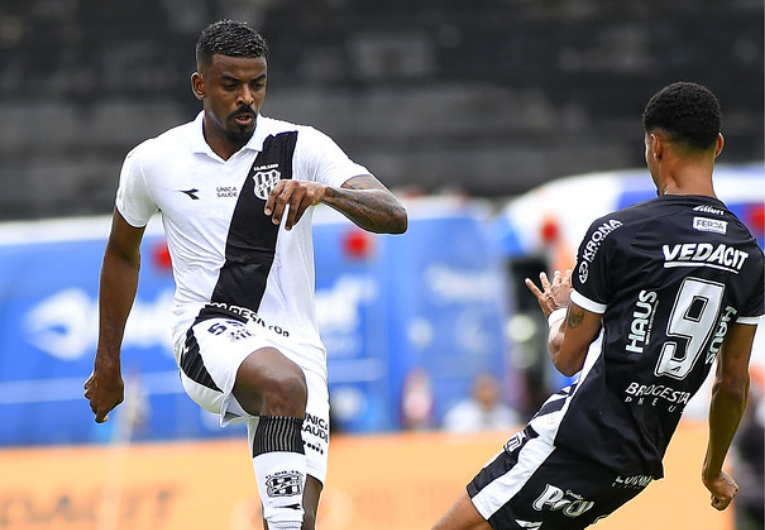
[0,422,732,530]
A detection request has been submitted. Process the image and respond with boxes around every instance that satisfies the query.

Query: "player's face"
[193,54,267,151]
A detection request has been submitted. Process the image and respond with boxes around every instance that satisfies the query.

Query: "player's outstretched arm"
[702,321,756,511]
[84,210,145,423]
[266,175,407,234]
[330,175,407,234]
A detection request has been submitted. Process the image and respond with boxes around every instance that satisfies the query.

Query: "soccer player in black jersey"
[432,82,764,530]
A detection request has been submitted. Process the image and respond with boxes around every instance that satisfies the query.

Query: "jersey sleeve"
[294,126,371,188]
[736,250,765,324]
[571,215,625,314]
[115,143,158,227]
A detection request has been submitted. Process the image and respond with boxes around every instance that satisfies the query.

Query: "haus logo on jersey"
[693,216,727,234]
[625,290,657,354]
[265,470,303,497]
[532,484,594,518]
[252,163,281,200]
[662,243,749,272]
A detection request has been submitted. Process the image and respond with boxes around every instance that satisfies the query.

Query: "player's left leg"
[301,476,323,530]
[431,490,493,530]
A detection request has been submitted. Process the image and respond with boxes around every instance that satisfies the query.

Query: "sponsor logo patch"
[180,188,200,200]
[662,243,748,273]
[612,474,653,490]
[693,216,727,234]
[625,290,657,354]
[693,205,724,216]
[581,219,623,264]
[216,186,238,198]
[533,484,594,518]
[578,260,589,284]
[504,430,528,454]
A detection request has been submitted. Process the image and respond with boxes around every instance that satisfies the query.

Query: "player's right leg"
[262,476,323,530]
[177,316,309,529]
[240,348,308,529]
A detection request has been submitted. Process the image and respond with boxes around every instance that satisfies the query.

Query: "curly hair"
[196,20,269,69]
[642,82,722,151]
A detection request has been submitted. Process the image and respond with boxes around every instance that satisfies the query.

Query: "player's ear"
[714,133,724,158]
[191,72,205,100]
[650,133,663,160]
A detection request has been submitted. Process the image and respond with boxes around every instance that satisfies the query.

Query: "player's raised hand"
[524,269,572,318]
[84,366,124,423]
[265,180,327,231]
[702,470,738,511]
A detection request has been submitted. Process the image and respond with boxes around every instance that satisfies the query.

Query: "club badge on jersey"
[252,164,282,200]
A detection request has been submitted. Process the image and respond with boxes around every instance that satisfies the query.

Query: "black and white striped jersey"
[116,112,370,378]
[531,194,764,478]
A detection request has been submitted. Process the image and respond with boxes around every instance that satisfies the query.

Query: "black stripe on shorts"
[180,327,221,392]
[468,425,539,496]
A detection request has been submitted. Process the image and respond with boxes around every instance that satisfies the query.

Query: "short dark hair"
[196,20,269,69]
[642,82,722,151]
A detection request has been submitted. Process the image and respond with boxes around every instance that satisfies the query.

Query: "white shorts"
[175,312,330,484]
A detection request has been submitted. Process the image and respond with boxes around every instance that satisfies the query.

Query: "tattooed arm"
[265,175,407,234]
[328,175,408,234]
[550,303,601,376]
[525,270,601,376]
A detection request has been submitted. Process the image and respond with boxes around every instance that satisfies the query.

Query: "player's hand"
[524,269,572,318]
[84,367,124,423]
[702,471,738,511]
[265,180,327,231]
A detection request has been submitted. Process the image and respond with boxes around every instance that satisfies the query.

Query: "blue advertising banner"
[0,200,512,445]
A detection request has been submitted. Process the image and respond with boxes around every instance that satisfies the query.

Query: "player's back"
[556,194,764,478]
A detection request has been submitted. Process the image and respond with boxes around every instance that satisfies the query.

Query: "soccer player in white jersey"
[84,20,407,530]
[432,83,764,530]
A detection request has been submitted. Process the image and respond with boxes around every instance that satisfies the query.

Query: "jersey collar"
[190,111,269,158]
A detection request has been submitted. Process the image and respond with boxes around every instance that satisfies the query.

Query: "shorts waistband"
[195,303,291,338]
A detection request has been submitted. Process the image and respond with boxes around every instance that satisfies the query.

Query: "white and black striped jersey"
[531,194,764,479]
[116,112,370,379]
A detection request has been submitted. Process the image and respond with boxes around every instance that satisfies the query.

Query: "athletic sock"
[249,415,307,529]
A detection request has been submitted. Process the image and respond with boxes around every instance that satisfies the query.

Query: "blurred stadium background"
[0,1,762,529]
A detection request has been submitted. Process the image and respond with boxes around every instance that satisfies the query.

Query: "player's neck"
[656,156,717,198]
[658,169,717,198]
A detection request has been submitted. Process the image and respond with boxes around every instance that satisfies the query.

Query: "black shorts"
[467,426,652,530]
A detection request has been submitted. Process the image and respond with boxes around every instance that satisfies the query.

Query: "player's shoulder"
[579,197,682,255]
[127,120,196,163]
[590,195,732,234]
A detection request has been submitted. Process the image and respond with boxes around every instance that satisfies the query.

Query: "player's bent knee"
[235,347,307,417]
[263,369,307,417]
